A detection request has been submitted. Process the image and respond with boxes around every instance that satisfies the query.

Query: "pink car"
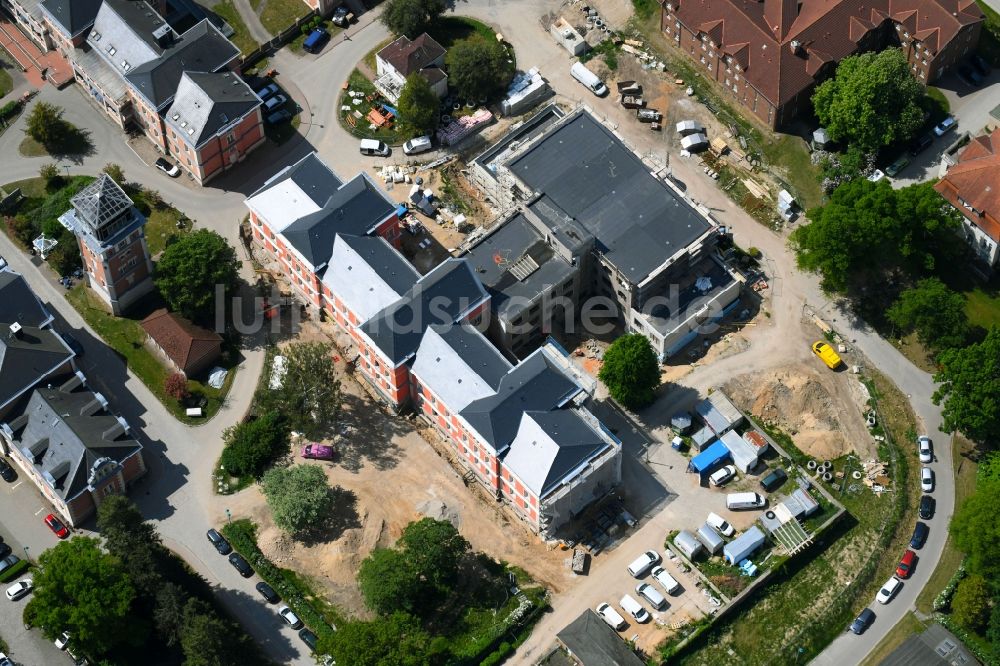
[301,444,334,460]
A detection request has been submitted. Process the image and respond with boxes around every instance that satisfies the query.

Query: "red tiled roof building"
[660,0,984,128]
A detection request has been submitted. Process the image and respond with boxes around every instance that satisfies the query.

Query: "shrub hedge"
[0,559,30,583]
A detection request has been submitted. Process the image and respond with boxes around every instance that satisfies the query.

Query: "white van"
[651,566,681,595]
[727,492,766,510]
[596,602,627,630]
[619,594,650,623]
[626,550,660,578]
[707,512,736,537]
[635,582,667,610]
[570,62,608,97]
[403,135,432,155]
[359,139,390,156]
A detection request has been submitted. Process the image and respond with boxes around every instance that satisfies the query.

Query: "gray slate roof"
[460,347,580,454]
[40,0,102,37]
[0,324,73,413]
[556,609,645,666]
[165,71,260,147]
[9,382,141,501]
[460,213,576,321]
[0,272,53,329]
[126,20,239,108]
[506,410,612,496]
[361,259,489,365]
[287,153,344,206]
[507,110,713,283]
[89,0,169,76]
[281,174,397,268]
[881,622,980,666]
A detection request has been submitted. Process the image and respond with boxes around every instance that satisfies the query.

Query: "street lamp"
[22,545,29,560]
[225,508,232,525]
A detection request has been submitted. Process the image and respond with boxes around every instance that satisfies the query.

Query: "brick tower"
[59,174,154,315]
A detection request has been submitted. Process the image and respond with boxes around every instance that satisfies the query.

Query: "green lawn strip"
[363,38,393,72]
[259,0,311,36]
[427,16,498,48]
[0,68,12,97]
[964,285,1000,329]
[671,370,917,664]
[629,12,823,211]
[212,0,260,56]
[859,612,928,666]
[221,519,342,643]
[0,559,30,583]
[286,18,341,53]
[914,435,977,613]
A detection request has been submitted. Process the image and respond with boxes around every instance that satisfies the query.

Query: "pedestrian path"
[0,16,72,88]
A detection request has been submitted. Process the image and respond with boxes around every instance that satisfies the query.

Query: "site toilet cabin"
[723,525,766,565]
[674,530,704,560]
[696,523,725,555]
[680,133,709,152]
[676,119,705,135]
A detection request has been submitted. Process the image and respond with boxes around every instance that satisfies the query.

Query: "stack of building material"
[436,109,493,146]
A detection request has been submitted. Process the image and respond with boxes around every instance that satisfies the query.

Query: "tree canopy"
[24,537,141,656]
[812,49,925,152]
[950,477,1000,579]
[887,277,969,351]
[357,547,423,615]
[25,102,70,149]
[319,612,436,666]
[933,327,1000,446]
[219,410,289,477]
[398,517,470,591]
[260,464,336,536]
[380,0,445,39]
[598,333,660,410]
[261,342,341,438]
[397,73,439,138]
[790,180,962,293]
[154,229,239,325]
[951,574,992,632]
[445,36,511,102]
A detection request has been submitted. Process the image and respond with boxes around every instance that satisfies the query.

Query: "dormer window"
[122,60,131,71]
[187,128,194,135]
[904,32,910,38]
[179,121,187,128]
[92,31,101,41]
[171,113,180,120]
[106,45,116,55]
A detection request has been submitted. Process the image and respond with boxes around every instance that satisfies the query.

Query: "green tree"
[24,537,142,656]
[319,612,435,666]
[357,548,423,615]
[887,278,969,351]
[951,574,991,632]
[380,0,445,38]
[164,372,189,401]
[25,101,69,149]
[96,496,165,598]
[950,479,1000,579]
[263,342,341,438]
[397,517,469,591]
[218,410,289,477]
[397,73,439,138]
[812,49,925,151]
[153,583,188,647]
[39,162,60,185]
[180,599,253,666]
[260,464,336,536]
[154,229,239,324]
[46,236,82,276]
[102,163,126,186]
[445,36,510,101]
[933,327,1000,446]
[598,333,660,410]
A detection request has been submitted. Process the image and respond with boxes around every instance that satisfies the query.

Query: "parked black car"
[909,134,933,156]
[919,495,935,520]
[761,468,788,492]
[299,628,318,652]
[0,459,16,482]
[206,529,232,555]
[228,552,253,577]
[849,608,875,634]
[255,581,280,604]
[910,521,929,549]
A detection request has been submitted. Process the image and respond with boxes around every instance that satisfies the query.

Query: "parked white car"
[4,578,32,601]
[651,566,681,595]
[55,631,70,650]
[917,436,933,464]
[619,594,650,623]
[709,465,737,487]
[626,550,660,578]
[706,512,736,537]
[635,582,667,610]
[876,576,902,604]
[921,467,934,493]
[278,605,303,629]
[596,602,627,630]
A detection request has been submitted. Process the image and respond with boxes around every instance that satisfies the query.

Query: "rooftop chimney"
[9,322,22,339]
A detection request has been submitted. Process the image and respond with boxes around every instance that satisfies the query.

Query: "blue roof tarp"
[688,440,731,474]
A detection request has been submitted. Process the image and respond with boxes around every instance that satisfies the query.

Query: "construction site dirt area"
[222,328,573,618]
[723,365,877,461]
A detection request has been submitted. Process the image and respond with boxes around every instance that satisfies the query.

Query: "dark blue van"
[302,28,329,54]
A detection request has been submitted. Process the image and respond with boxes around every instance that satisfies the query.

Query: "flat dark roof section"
[507,111,712,282]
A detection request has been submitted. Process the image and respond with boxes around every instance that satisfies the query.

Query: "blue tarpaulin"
[688,440,731,474]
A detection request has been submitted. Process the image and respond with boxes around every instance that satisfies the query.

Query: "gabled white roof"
[411,326,510,413]
[504,412,559,496]
[246,179,322,232]
[323,235,418,324]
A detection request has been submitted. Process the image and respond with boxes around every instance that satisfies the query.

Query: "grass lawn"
[18,136,47,157]
[914,435,977,614]
[892,331,937,374]
[0,68,12,98]
[964,284,1000,329]
[427,15,498,49]
[144,205,188,256]
[212,0,260,56]
[338,69,407,145]
[672,370,917,665]
[259,0,311,36]
[860,612,928,666]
